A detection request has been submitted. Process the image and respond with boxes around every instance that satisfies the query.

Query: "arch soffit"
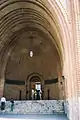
[0,0,70,80]
[0,0,63,56]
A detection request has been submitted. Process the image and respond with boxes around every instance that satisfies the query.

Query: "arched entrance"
[0,0,79,119]
[0,1,63,100]
[26,73,43,100]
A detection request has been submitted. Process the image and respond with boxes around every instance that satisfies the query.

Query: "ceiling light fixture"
[30,50,33,57]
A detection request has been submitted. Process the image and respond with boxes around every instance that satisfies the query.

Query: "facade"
[0,0,80,120]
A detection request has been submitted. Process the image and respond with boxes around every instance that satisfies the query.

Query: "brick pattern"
[0,0,80,120]
[47,0,80,120]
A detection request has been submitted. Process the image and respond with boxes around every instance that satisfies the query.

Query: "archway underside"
[0,0,64,100]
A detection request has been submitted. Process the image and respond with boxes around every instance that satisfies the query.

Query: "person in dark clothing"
[10,98,14,111]
[36,90,40,100]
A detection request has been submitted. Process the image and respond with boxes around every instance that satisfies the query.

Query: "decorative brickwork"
[0,0,80,120]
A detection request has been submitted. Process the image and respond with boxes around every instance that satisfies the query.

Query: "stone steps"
[0,100,65,114]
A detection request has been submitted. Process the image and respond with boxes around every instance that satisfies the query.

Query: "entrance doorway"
[26,73,43,100]
[31,82,42,100]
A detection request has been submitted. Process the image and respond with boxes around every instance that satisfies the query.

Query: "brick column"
[68,0,80,120]
[75,1,80,118]
[0,79,4,97]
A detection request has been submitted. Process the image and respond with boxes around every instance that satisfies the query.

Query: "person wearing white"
[1,96,6,110]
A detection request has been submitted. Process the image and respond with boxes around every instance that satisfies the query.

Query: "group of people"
[32,89,42,100]
[0,96,14,111]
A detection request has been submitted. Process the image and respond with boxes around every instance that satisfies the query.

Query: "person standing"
[0,96,6,110]
[10,98,14,111]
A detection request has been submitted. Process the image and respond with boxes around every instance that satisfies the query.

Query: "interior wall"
[5,39,61,81]
[44,83,59,100]
[4,80,61,100]
[4,84,26,100]
[4,37,61,100]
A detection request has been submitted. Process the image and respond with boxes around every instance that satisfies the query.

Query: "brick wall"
[0,0,80,120]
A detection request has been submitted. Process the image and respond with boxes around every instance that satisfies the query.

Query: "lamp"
[30,50,33,57]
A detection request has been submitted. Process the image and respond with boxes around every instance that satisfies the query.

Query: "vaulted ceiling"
[0,0,63,80]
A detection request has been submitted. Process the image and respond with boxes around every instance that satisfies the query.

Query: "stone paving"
[0,100,65,114]
[0,100,68,120]
[0,114,68,120]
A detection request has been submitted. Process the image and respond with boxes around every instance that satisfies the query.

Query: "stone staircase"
[0,100,65,114]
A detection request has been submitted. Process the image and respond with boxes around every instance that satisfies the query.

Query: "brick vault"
[0,0,80,120]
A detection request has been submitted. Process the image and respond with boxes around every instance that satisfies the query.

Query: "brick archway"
[0,0,67,104]
[0,0,79,119]
[0,0,64,98]
[26,72,43,100]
